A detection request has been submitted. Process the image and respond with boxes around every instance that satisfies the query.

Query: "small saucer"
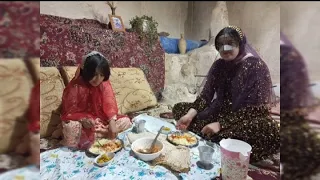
[160,127,172,135]
[196,161,214,170]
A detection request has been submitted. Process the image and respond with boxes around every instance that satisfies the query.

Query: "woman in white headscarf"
[173,26,280,163]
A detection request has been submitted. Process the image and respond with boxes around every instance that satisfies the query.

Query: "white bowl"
[94,152,115,167]
[131,137,164,162]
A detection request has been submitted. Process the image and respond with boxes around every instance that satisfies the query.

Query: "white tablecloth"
[40,115,221,180]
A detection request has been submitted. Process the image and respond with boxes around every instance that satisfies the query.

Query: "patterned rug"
[0,1,39,58]
[40,14,165,98]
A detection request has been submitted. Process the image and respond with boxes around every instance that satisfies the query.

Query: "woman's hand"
[80,118,94,129]
[176,108,197,130]
[176,114,193,130]
[201,122,221,136]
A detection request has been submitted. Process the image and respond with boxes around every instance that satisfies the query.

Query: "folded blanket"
[127,132,191,173]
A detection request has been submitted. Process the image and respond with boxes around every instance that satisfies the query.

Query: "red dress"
[28,80,40,133]
[61,75,127,149]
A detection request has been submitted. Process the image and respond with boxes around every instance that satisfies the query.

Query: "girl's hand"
[108,119,118,139]
[80,118,94,129]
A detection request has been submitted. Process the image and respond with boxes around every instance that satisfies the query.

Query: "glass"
[198,145,215,164]
[197,145,215,170]
[134,120,146,133]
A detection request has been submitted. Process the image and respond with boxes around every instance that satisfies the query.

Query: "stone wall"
[161,46,220,105]
[185,1,280,83]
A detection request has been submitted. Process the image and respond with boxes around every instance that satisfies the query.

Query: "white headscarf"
[74,51,108,79]
[81,51,106,69]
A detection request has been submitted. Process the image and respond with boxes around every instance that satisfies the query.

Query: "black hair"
[214,27,242,51]
[80,53,111,82]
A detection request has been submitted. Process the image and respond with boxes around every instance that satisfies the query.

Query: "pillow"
[109,68,158,114]
[60,66,78,84]
[0,59,32,153]
[40,67,65,138]
[60,66,158,114]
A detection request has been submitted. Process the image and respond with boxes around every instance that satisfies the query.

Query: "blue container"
[160,36,207,54]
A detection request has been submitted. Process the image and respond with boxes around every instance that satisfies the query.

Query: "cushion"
[0,59,32,153]
[60,66,158,114]
[60,66,78,84]
[40,67,65,138]
[109,68,158,114]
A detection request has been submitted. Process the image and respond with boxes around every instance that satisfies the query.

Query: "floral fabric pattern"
[40,130,220,179]
[0,165,40,180]
[248,166,279,180]
[40,14,165,97]
[61,121,82,149]
[221,154,249,180]
[40,127,280,180]
[109,68,158,114]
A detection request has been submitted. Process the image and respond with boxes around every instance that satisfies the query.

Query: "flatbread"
[153,146,191,173]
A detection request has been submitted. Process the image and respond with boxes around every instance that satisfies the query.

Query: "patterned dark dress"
[280,32,320,180]
[173,26,280,163]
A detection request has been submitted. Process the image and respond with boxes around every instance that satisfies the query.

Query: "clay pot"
[178,33,187,54]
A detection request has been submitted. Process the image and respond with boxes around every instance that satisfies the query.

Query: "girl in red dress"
[60,51,132,150]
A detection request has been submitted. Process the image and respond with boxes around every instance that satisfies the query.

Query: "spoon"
[140,126,164,154]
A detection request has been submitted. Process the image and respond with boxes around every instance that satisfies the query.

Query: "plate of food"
[167,131,199,148]
[88,138,123,156]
